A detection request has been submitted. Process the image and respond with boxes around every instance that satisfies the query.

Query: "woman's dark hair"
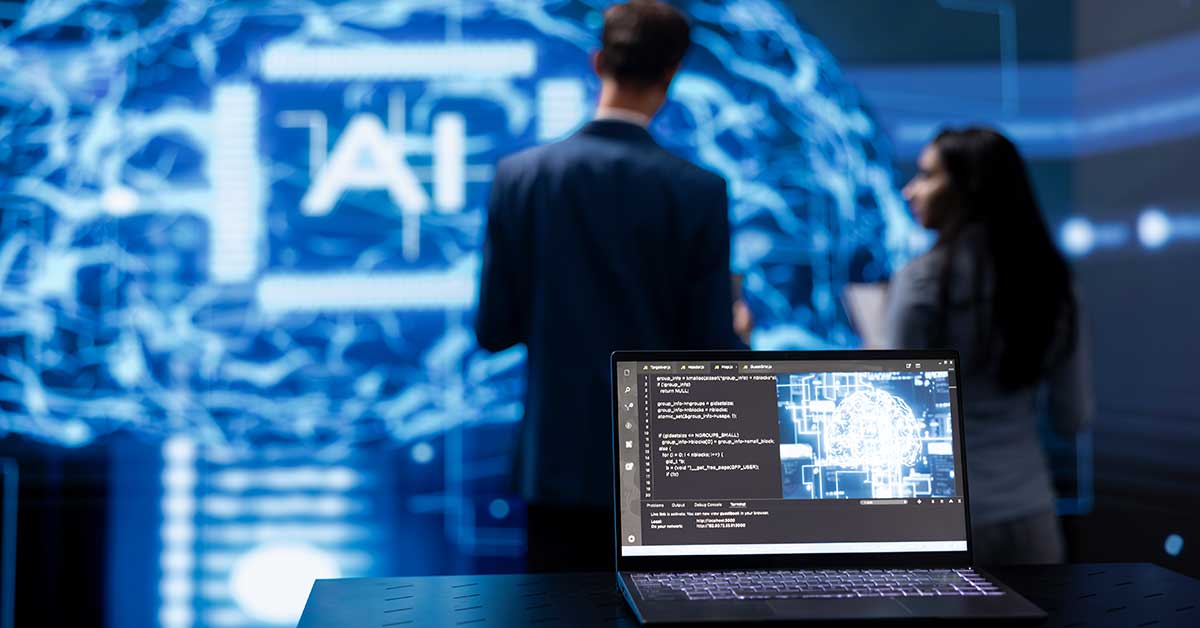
[599,0,691,87]
[931,127,1076,390]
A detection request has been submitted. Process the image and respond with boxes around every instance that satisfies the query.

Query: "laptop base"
[620,568,1046,624]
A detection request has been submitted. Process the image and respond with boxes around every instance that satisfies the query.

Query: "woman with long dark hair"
[886,127,1093,565]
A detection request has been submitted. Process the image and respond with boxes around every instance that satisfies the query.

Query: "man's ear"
[659,62,682,91]
[592,51,606,79]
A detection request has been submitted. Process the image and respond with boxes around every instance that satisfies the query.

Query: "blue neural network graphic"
[776,371,956,500]
[0,1,914,626]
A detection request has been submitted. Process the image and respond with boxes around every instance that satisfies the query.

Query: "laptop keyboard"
[631,568,1006,601]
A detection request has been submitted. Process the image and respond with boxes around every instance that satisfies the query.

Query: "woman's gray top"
[884,227,1094,526]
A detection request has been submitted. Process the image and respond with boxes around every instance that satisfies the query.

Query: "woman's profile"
[886,127,1094,565]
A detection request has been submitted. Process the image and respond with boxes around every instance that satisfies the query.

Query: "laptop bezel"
[611,349,975,573]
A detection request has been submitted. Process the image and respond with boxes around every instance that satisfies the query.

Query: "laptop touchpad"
[767,597,911,619]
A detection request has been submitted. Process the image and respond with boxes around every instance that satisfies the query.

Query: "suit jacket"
[476,119,743,508]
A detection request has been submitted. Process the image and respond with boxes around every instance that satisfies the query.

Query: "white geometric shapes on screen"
[780,443,815,460]
[276,110,329,178]
[256,269,477,313]
[294,110,432,262]
[160,437,198,628]
[260,42,538,82]
[300,113,430,218]
[210,84,264,283]
[275,99,469,265]
[434,113,468,212]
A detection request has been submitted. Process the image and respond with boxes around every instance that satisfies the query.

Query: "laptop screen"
[615,355,969,557]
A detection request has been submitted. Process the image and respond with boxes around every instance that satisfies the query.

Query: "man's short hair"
[599,0,691,87]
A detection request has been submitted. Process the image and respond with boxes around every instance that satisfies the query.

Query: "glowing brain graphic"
[0,0,913,449]
[824,388,923,498]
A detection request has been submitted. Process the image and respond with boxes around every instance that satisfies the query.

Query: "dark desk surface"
[299,563,1200,627]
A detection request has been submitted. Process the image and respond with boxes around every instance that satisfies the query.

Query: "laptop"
[611,349,1046,623]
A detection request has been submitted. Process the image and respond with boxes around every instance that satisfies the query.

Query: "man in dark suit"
[475,0,743,572]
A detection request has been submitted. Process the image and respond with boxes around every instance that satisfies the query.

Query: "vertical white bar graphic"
[209,84,263,283]
[207,85,261,284]
[159,436,197,628]
[388,91,405,139]
[433,113,465,213]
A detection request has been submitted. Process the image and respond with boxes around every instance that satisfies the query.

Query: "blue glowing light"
[1165,533,1185,557]
[411,442,435,465]
[1138,208,1172,250]
[1056,216,1132,258]
[489,498,511,520]
[228,543,341,625]
[1060,217,1096,257]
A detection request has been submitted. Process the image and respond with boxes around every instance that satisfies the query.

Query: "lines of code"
[656,375,739,420]
[648,374,782,499]
[660,433,776,474]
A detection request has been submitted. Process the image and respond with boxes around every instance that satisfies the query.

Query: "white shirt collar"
[594,106,651,128]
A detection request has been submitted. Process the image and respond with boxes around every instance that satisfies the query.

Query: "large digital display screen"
[1,1,914,626]
[1,0,912,452]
